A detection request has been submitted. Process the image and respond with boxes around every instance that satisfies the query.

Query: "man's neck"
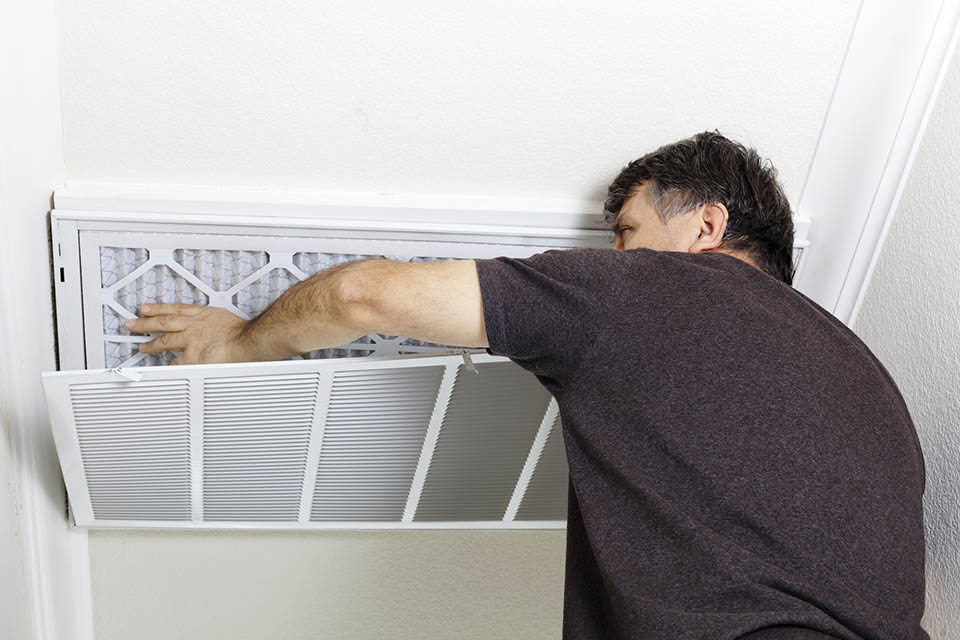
[712,248,759,270]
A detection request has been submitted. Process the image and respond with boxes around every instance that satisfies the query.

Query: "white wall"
[89,529,565,639]
[0,0,39,625]
[2,1,89,638]
[852,41,960,637]
[56,0,858,205]
[0,429,31,640]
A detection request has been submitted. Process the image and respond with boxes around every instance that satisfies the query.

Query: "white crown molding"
[795,0,960,325]
[51,207,609,241]
[51,186,810,251]
[54,182,609,231]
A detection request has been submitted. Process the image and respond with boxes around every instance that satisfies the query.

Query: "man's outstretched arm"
[126,258,489,365]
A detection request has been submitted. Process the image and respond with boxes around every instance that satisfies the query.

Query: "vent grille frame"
[53,210,614,371]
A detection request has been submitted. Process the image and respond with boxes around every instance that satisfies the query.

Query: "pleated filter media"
[98,245,462,368]
[96,243,811,369]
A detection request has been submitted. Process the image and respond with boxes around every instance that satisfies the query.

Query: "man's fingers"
[138,333,186,354]
[140,302,205,317]
[126,314,189,334]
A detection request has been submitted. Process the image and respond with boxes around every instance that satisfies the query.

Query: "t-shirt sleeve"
[473,248,603,390]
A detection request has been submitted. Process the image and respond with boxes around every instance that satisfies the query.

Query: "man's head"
[603,131,796,285]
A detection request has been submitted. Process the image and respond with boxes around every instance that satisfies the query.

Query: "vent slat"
[202,422,314,429]
[73,397,188,405]
[71,384,189,394]
[202,436,311,444]
[71,386,189,393]
[79,431,190,439]
[74,409,189,418]
[202,385,317,394]
[88,497,190,501]
[200,406,315,416]
[82,455,191,463]
[205,485,306,490]
[321,386,445,395]
[87,485,190,491]
[204,397,316,405]
[204,375,318,386]
[203,442,311,450]
[74,417,189,425]
[85,471,191,478]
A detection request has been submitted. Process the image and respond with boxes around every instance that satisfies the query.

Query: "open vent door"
[43,354,569,529]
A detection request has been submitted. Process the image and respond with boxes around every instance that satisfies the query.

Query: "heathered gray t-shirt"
[474,247,927,640]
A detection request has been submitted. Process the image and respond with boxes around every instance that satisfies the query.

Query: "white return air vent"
[52,203,614,370]
[46,188,811,529]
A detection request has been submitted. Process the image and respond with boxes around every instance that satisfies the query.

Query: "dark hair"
[603,130,796,285]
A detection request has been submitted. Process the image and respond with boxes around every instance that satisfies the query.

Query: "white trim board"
[794,0,960,325]
[53,183,610,231]
[52,207,611,240]
[52,186,810,243]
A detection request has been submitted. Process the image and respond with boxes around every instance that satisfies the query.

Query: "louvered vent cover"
[42,353,569,529]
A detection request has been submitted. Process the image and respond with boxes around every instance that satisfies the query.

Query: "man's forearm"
[237,261,368,361]
[131,255,483,365]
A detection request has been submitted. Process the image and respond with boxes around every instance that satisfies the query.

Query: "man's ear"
[687,202,728,253]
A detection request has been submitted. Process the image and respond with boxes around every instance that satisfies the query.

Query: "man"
[126,131,928,639]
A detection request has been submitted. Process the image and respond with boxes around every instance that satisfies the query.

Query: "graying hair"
[645,179,711,223]
[603,131,796,285]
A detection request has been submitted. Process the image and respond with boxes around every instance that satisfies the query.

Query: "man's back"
[475,247,927,639]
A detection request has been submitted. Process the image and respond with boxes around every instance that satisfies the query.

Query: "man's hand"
[126,303,252,366]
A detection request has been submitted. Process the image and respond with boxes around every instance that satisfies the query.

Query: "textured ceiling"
[57,0,860,206]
